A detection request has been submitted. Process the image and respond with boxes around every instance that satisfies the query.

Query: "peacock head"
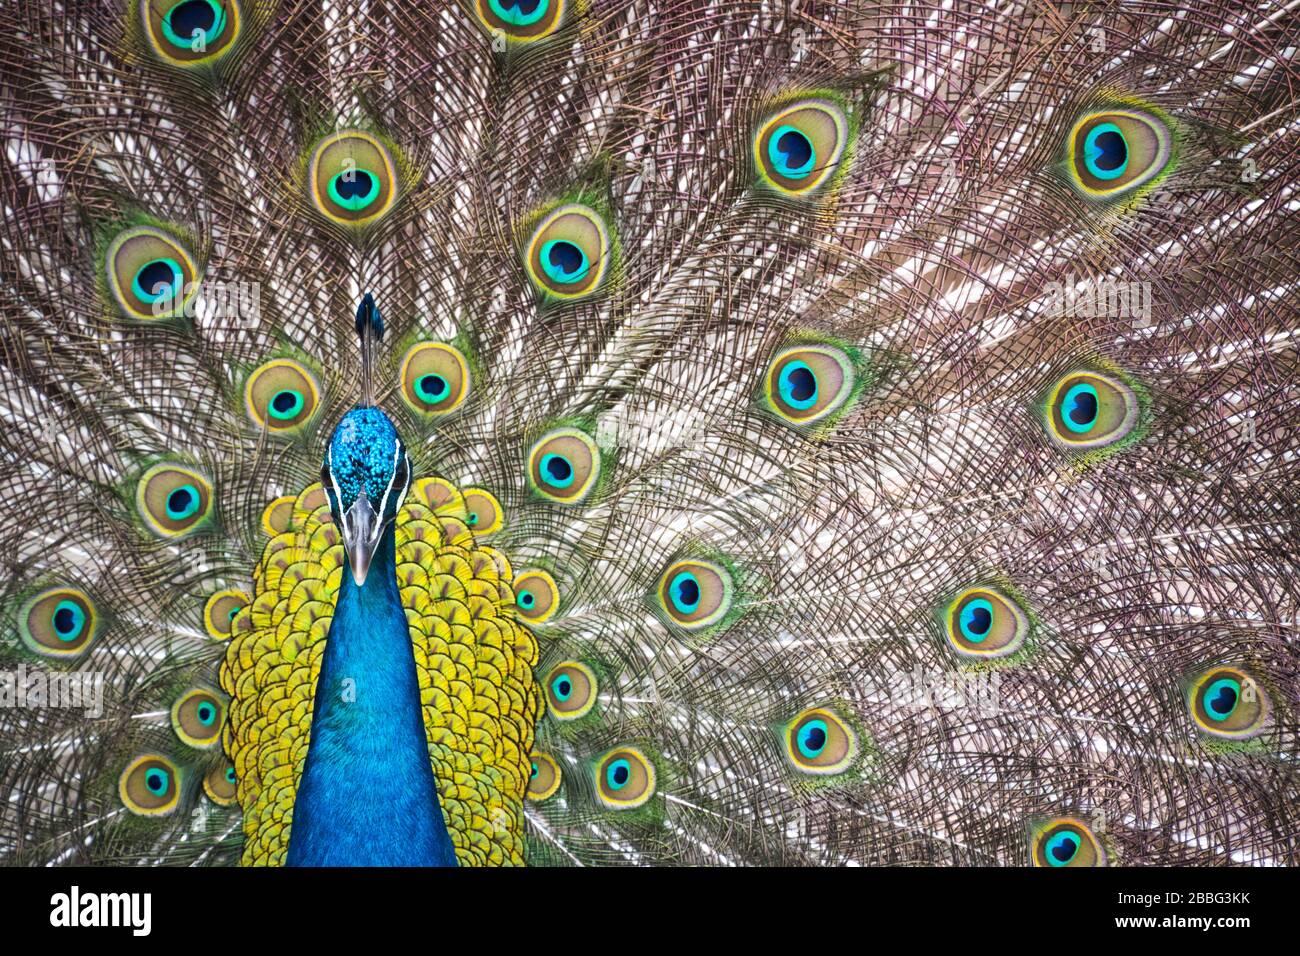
[319,294,412,587]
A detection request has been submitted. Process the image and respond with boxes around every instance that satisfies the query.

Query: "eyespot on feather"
[136,463,214,538]
[1066,107,1174,199]
[943,587,1029,659]
[657,559,733,631]
[526,751,562,800]
[400,343,470,417]
[461,488,503,534]
[203,760,239,806]
[260,496,296,536]
[119,754,181,816]
[138,0,244,67]
[754,98,850,196]
[244,359,321,434]
[1044,370,1142,451]
[18,587,99,658]
[307,130,398,226]
[783,707,857,775]
[545,660,597,720]
[594,746,655,809]
[523,204,611,300]
[474,0,566,43]
[1188,666,1270,740]
[514,568,559,623]
[763,344,857,426]
[105,225,201,321]
[171,687,225,748]
[527,428,600,503]
[203,588,248,640]
[1031,818,1105,867]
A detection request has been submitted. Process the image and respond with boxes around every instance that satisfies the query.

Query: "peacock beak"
[341,492,383,587]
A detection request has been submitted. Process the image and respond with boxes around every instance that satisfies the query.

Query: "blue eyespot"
[538,452,574,489]
[145,769,170,796]
[519,591,536,609]
[1045,829,1081,866]
[489,0,549,27]
[959,599,994,643]
[796,719,828,759]
[161,0,227,49]
[778,360,818,410]
[1083,123,1128,181]
[132,258,183,305]
[530,761,539,779]
[605,758,632,791]
[415,373,449,403]
[268,388,305,421]
[668,571,701,614]
[228,605,242,622]
[540,240,589,285]
[225,767,237,784]
[197,702,217,726]
[1062,383,1099,434]
[768,125,816,179]
[551,675,573,701]
[1202,678,1240,722]
[166,484,201,521]
[328,169,379,211]
[51,600,86,642]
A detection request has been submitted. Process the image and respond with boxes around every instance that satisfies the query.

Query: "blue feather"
[287,524,457,867]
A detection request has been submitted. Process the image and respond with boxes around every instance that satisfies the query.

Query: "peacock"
[0,0,1296,869]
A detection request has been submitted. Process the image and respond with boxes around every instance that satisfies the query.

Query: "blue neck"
[286,525,457,866]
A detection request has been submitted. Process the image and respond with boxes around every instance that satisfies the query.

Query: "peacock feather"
[0,0,1297,869]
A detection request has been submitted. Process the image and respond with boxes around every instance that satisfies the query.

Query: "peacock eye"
[544,661,597,720]
[203,761,238,806]
[244,359,321,435]
[943,587,1029,659]
[475,0,565,43]
[400,343,470,416]
[523,205,611,300]
[171,688,225,748]
[514,568,559,623]
[1031,818,1105,867]
[461,489,502,533]
[657,559,733,631]
[203,588,249,640]
[19,587,99,658]
[594,747,656,809]
[139,0,243,66]
[763,344,857,426]
[119,755,181,816]
[526,751,562,801]
[136,463,214,538]
[1045,370,1141,451]
[105,225,200,321]
[527,428,601,503]
[1067,108,1174,199]
[307,130,398,226]
[754,98,850,196]
[1189,667,1269,740]
[783,707,857,775]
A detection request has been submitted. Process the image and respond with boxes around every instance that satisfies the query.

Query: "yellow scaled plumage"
[219,477,542,866]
